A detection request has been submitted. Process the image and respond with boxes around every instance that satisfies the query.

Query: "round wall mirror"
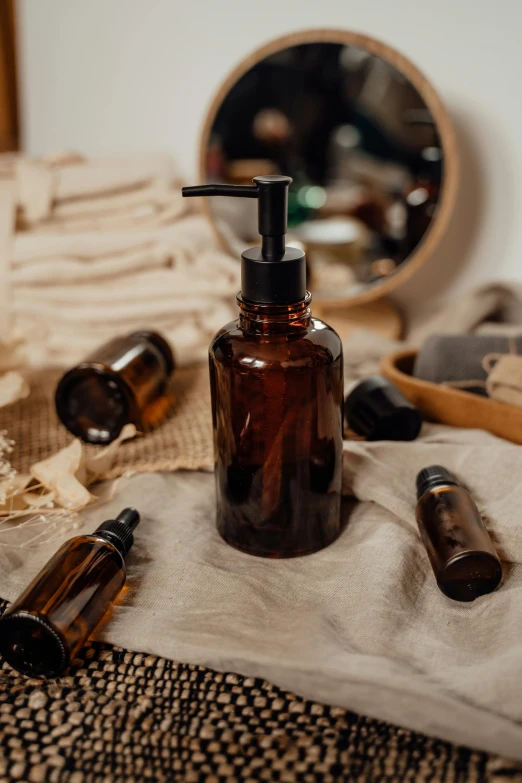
[199,30,457,309]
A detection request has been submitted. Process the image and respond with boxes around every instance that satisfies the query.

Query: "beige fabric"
[1,153,240,368]
[0,370,29,408]
[0,179,15,335]
[485,353,522,405]
[408,281,522,343]
[1,442,522,762]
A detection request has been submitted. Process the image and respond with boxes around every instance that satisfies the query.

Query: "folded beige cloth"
[1,153,240,368]
[486,353,522,405]
[5,151,522,371]
[408,281,522,343]
[1,329,522,762]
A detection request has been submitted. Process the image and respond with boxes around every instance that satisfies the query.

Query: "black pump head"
[182,176,306,304]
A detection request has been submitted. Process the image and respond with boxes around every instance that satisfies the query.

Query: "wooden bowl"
[380,348,522,445]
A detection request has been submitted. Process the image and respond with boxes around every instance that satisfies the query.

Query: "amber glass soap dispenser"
[183,176,343,557]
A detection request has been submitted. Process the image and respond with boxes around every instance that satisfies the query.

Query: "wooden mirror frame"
[198,29,458,309]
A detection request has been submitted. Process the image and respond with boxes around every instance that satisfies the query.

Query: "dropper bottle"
[0,508,140,677]
[183,176,343,558]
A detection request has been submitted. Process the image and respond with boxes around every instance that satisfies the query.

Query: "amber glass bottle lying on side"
[0,508,140,677]
[415,466,502,601]
[184,176,344,558]
[55,330,175,444]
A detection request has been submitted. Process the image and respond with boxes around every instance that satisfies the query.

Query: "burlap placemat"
[0,365,214,478]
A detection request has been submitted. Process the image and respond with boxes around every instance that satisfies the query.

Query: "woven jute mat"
[1,604,520,783]
[0,365,214,479]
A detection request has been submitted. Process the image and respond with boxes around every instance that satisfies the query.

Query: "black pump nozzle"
[182,175,305,304]
[182,175,292,261]
[95,507,140,558]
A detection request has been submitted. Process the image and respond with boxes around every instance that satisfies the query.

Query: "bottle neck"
[238,293,311,335]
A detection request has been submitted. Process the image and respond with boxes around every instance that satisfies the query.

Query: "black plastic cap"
[95,507,140,558]
[345,376,422,441]
[241,245,306,304]
[416,465,457,500]
[0,611,69,678]
[438,552,503,602]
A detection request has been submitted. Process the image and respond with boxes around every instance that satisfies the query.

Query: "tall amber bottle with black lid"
[183,176,343,558]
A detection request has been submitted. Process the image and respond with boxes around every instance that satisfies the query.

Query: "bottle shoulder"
[63,534,126,571]
[209,316,343,367]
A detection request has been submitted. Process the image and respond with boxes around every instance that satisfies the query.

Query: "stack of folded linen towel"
[0,152,240,369]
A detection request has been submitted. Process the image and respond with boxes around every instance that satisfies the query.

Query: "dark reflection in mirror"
[205,42,443,298]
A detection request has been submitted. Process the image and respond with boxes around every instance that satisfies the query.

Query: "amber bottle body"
[55,330,174,445]
[416,484,502,601]
[209,294,343,558]
[0,536,125,677]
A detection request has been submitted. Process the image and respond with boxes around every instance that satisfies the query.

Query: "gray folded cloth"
[413,334,522,386]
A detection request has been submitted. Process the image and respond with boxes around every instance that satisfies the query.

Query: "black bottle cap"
[95,507,140,558]
[345,376,422,441]
[0,611,69,678]
[438,552,503,602]
[416,465,457,499]
[182,176,306,304]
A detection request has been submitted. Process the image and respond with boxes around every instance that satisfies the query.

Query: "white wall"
[16,0,522,314]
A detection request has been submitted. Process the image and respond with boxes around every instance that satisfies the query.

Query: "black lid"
[438,552,503,602]
[416,465,458,499]
[95,507,140,558]
[182,176,306,304]
[0,611,69,678]
[345,376,422,441]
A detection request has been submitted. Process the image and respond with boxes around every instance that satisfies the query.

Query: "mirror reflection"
[204,41,443,299]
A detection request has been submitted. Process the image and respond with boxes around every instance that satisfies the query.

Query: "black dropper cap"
[95,508,140,558]
[345,376,422,441]
[182,175,306,304]
[416,465,457,499]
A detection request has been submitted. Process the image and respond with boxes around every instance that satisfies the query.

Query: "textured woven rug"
[0,602,520,783]
[0,365,213,478]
